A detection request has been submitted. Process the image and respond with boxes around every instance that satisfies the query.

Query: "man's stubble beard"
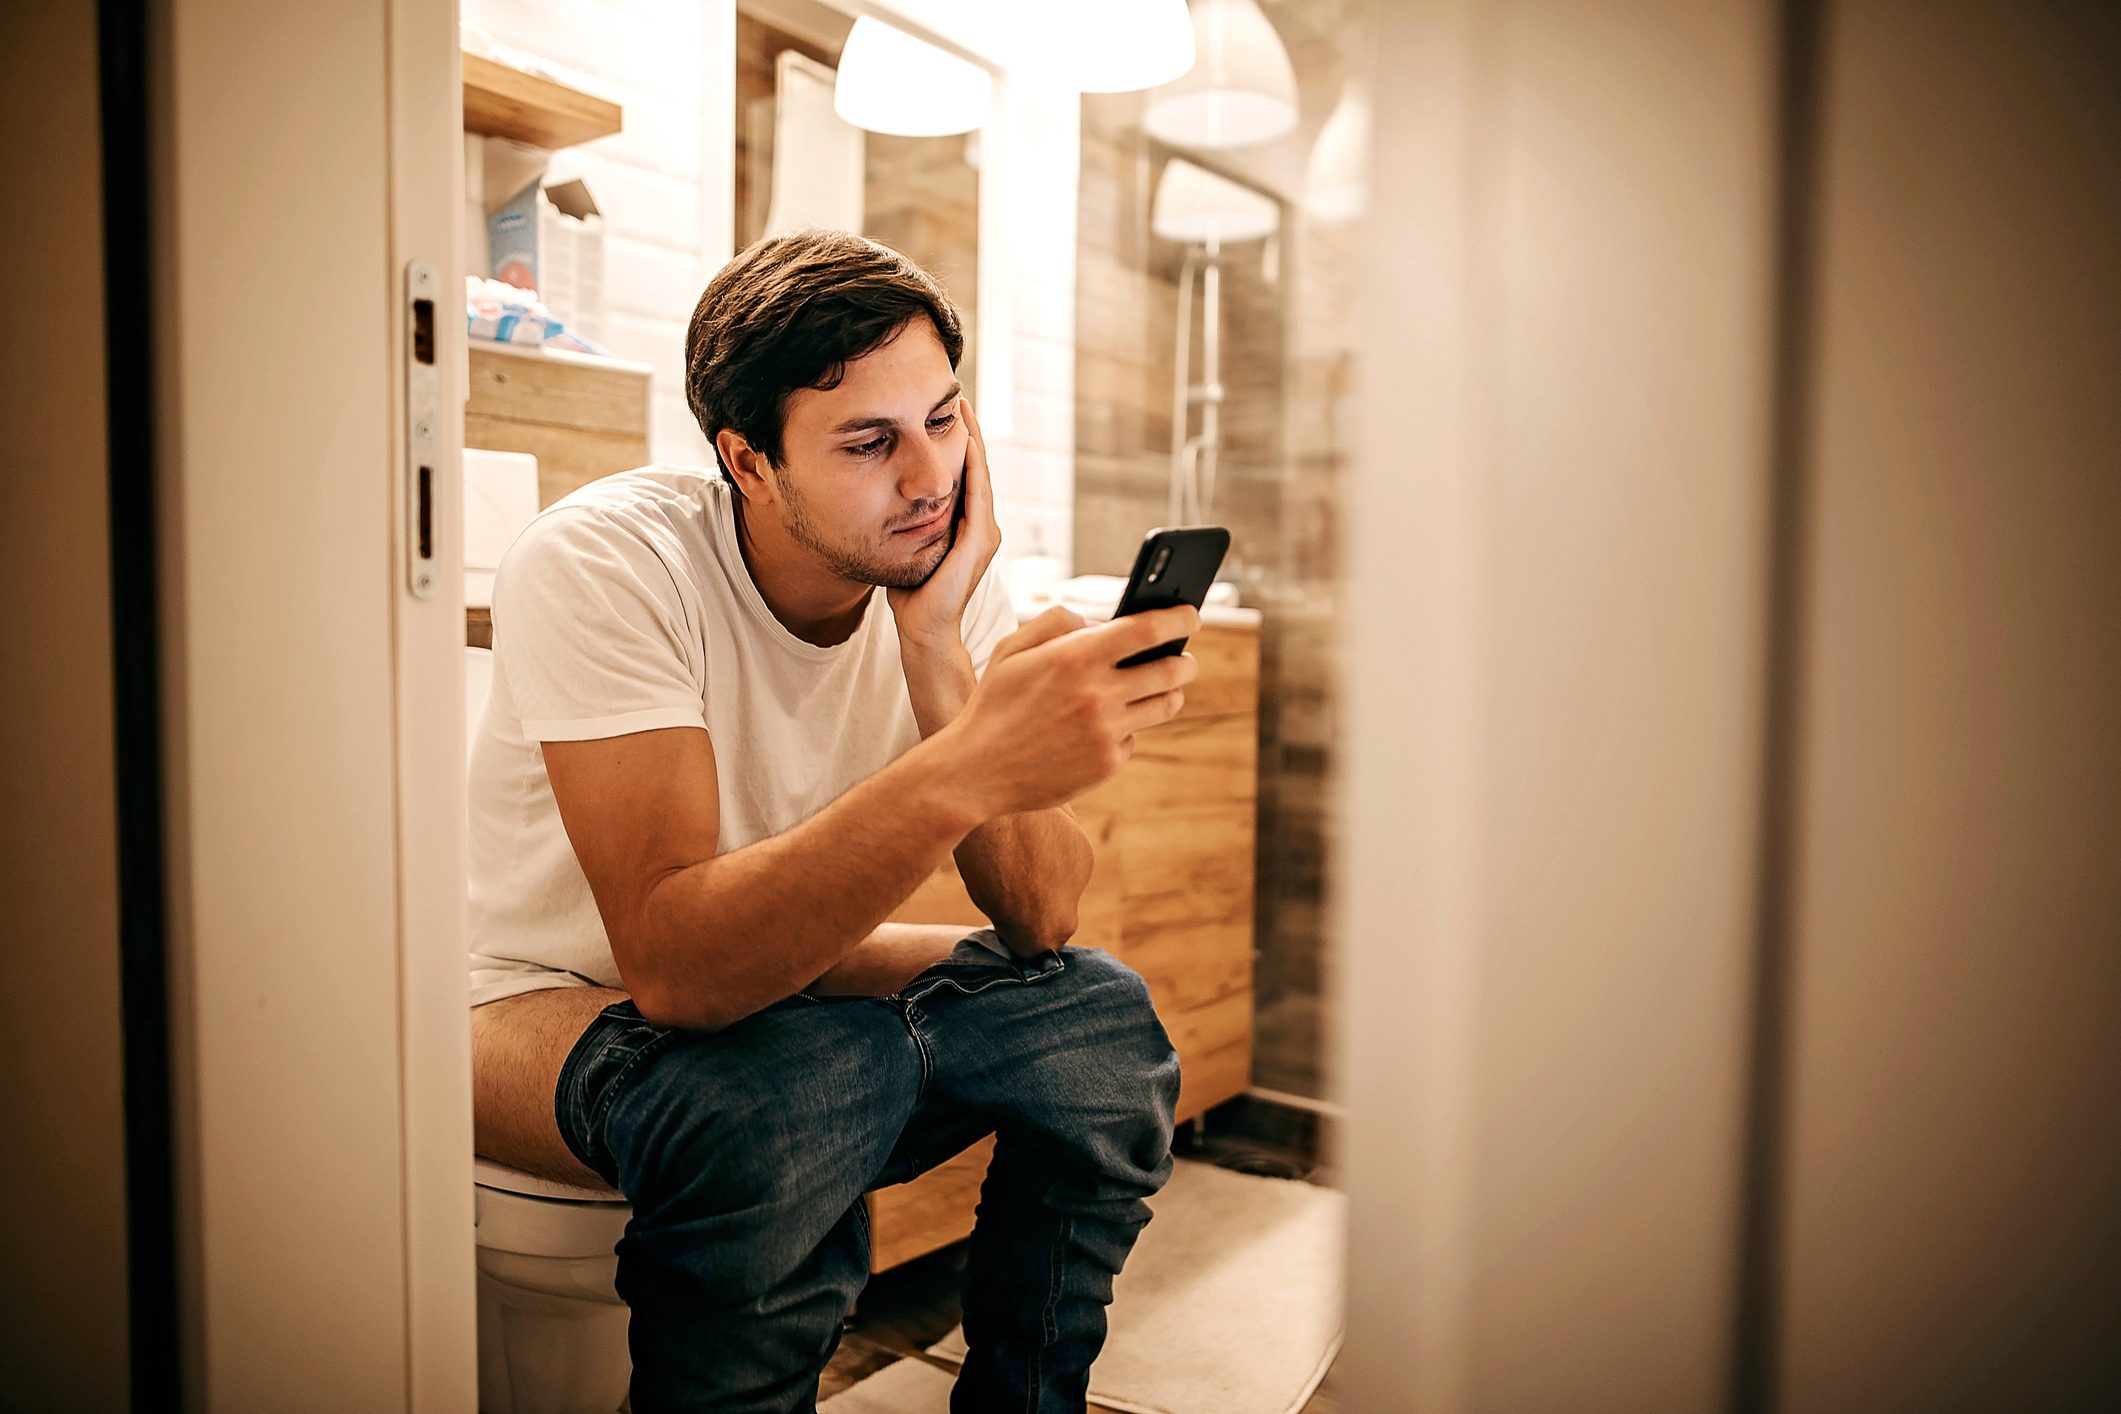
[777,470,954,590]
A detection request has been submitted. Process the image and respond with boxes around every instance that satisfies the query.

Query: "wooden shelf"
[462,51,622,149]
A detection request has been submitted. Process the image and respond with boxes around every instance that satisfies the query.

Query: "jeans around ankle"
[554,930,1182,1414]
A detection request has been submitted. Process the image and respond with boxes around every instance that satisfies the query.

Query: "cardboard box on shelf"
[485,140,604,344]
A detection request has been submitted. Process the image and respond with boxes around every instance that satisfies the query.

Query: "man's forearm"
[901,639,1096,955]
[626,739,983,1030]
[803,922,972,997]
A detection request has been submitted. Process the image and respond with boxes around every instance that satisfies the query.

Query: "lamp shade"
[1044,0,1196,94]
[1143,0,1298,149]
[833,15,991,138]
[1304,80,1368,221]
[1152,158,1280,244]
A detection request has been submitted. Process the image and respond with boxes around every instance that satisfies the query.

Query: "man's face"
[767,318,968,590]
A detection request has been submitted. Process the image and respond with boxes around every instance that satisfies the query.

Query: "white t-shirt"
[467,465,1017,1008]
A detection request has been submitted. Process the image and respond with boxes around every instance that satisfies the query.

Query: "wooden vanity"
[867,611,1261,1271]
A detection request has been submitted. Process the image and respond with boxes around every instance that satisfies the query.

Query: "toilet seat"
[475,1163,630,1264]
[475,1156,624,1203]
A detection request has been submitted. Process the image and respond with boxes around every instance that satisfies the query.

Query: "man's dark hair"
[685,230,964,481]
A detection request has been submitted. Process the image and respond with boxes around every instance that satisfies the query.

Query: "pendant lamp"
[833,15,991,138]
[1044,0,1196,94]
[1143,0,1298,149]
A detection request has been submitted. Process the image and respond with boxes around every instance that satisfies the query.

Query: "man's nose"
[900,429,957,506]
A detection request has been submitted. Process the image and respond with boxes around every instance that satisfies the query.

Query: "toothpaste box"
[488,171,604,344]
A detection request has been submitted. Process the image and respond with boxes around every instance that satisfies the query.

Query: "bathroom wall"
[1072,0,1357,1101]
[978,82,1080,567]
[1338,0,1781,1401]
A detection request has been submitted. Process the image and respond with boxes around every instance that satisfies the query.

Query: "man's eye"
[927,413,958,433]
[847,436,888,458]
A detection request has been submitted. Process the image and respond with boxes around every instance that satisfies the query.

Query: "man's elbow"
[631,982,734,1033]
[615,934,745,1032]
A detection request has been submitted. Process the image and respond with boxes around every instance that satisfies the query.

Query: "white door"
[152,0,474,1406]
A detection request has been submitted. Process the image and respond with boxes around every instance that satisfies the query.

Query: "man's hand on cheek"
[887,397,1002,655]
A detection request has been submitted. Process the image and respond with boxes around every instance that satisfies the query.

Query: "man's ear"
[714,428,775,502]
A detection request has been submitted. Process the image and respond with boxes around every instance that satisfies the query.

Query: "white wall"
[980,80,1080,569]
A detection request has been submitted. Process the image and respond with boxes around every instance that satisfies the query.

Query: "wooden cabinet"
[866,614,1261,1270]
[465,343,652,508]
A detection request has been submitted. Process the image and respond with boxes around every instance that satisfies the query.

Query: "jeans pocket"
[899,930,1068,1002]
[554,1001,674,1187]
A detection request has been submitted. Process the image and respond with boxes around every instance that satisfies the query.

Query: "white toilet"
[465,449,638,1412]
[472,1154,634,1414]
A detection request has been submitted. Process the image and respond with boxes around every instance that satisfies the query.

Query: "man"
[466,229,1200,1413]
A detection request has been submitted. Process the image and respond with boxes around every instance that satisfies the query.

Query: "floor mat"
[822,1158,1343,1414]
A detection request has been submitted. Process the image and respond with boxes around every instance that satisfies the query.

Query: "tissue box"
[489,175,604,344]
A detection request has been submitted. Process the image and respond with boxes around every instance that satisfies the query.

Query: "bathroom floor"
[821,1097,1343,1412]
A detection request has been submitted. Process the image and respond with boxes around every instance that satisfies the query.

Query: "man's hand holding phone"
[938,604,1203,819]
[924,520,1229,821]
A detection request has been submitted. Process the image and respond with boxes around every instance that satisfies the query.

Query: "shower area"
[1072,0,1360,1106]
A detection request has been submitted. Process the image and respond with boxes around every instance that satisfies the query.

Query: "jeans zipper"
[897,959,1064,1005]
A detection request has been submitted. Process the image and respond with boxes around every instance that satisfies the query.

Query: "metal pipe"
[1200,237,1223,521]
[1171,246,1199,525]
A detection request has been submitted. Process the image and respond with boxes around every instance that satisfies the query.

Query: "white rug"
[822,1158,1344,1414]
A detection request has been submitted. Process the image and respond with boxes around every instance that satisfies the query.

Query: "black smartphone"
[1113,526,1231,668]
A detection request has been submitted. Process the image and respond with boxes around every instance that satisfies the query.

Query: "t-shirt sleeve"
[491,510,708,742]
[962,558,1020,677]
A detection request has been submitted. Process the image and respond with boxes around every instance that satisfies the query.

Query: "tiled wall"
[1072,93,1287,579]
[983,82,1080,569]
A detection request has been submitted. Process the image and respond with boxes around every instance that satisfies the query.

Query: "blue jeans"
[555,932,1182,1413]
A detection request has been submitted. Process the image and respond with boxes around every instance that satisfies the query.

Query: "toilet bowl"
[473,1159,635,1414]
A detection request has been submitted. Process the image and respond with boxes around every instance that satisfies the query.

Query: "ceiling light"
[834,15,991,138]
[1042,0,1196,94]
[1143,0,1298,149]
[1304,80,1368,221]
